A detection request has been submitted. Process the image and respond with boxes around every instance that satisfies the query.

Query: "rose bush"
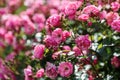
[0,0,120,80]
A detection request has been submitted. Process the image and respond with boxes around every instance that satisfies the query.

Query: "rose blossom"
[4,31,15,45]
[20,15,31,24]
[64,2,77,19]
[45,62,58,79]
[5,52,16,62]
[58,62,73,77]
[78,14,89,21]
[111,56,120,68]
[99,10,107,20]
[0,8,8,16]
[52,28,63,41]
[24,0,35,7]
[52,28,70,43]
[75,35,91,50]
[73,46,82,56]
[32,13,45,23]
[24,65,33,80]
[33,44,45,59]
[20,15,36,35]
[44,35,60,50]
[36,23,45,32]
[62,46,71,51]
[52,51,62,60]
[36,68,44,78]
[5,15,21,31]
[47,0,60,8]
[6,0,21,8]
[50,9,58,15]
[106,12,119,25]
[0,27,6,38]
[88,21,92,26]
[62,30,71,42]
[111,20,120,32]
[89,75,95,80]
[44,28,71,50]
[24,22,35,35]
[24,66,32,76]
[111,1,120,12]
[21,8,34,17]
[82,5,100,16]
[46,14,61,27]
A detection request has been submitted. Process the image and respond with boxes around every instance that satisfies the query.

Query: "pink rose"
[24,66,33,80]
[32,13,45,23]
[37,23,45,32]
[106,12,119,25]
[24,66,32,76]
[0,27,6,38]
[5,15,21,31]
[99,10,107,20]
[58,62,73,77]
[44,28,69,50]
[87,21,92,26]
[6,0,21,8]
[82,5,100,16]
[20,15,31,24]
[62,46,71,51]
[46,14,61,27]
[111,20,120,32]
[52,28,70,43]
[111,1,120,12]
[75,35,91,50]
[44,35,59,50]
[62,30,71,42]
[50,9,58,15]
[89,75,94,80]
[33,44,45,59]
[78,14,89,21]
[52,51,61,60]
[4,31,15,45]
[36,68,44,78]
[0,8,8,16]
[21,15,36,35]
[5,52,16,62]
[64,2,77,17]
[111,56,120,68]
[73,46,82,56]
[52,28,62,39]
[47,0,60,8]
[23,22,35,35]
[45,62,58,79]
[21,8,34,17]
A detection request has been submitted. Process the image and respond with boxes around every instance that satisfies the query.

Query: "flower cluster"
[0,0,120,80]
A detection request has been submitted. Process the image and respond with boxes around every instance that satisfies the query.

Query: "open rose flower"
[75,35,91,50]
[36,68,44,78]
[111,20,120,32]
[33,44,45,59]
[45,62,58,79]
[111,1,120,12]
[78,14,89,21]
[82,5,100,16]
[46,14,61,27]
[58,62,73,77]
[24,66,33,80]
[111,56,120,68]
[73,46,82,56]
[106,12,119,25]
[64,2,77,19]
